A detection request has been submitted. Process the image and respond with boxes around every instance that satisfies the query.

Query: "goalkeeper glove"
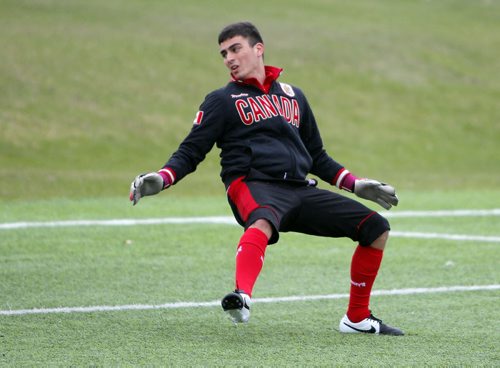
[129,168,175,205]
[354,179,399,210]
[335,169,398,210]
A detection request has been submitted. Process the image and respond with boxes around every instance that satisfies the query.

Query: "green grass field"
[1,194,499,366]
[1,0,499,366]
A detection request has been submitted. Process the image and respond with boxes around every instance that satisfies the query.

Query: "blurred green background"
[1,0,499,201]
[1,3,499,365]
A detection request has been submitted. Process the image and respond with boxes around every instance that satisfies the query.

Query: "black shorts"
[227,177,390,245]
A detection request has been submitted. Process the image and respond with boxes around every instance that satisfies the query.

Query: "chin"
[232,72,243,80]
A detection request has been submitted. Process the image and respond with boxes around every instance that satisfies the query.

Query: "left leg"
[347,231,389,322]
[284,187,403,335]
[341,230,403,335]
[347,230,388,323]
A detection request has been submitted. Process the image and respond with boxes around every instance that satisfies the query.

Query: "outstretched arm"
[298,92,398,210]
[129,91,225,205]
[129,168,176,205]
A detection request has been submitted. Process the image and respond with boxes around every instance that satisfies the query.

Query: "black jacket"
[163,67,345,188]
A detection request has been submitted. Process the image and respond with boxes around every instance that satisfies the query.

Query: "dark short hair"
[218,22,264,45]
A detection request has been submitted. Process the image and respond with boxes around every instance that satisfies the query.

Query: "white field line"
[0,216,238,230]
[1,284,498,316]
[1,209,499,230]
[390,231,500,243]
[1,209,499,242]
[383,209,500,218]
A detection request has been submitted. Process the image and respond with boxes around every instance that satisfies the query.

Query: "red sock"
[235,228,269,297]
[347,245,384,322]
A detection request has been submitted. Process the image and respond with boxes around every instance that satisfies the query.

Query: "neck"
[254,66,266,85]
[232,65,283,94]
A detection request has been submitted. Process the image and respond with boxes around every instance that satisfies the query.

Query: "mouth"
[230,65,239,72]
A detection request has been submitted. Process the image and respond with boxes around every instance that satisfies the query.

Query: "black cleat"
[221,290,251,323]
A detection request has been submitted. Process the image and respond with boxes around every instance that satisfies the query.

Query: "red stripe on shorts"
[227,177,260,222]
[356,211,377,233]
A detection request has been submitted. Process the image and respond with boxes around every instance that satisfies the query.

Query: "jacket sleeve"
[162,91,226,184]
[298,91,345,184]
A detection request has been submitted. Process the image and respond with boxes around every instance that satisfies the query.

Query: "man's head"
[218,22,264,46]
[218,22,265,82]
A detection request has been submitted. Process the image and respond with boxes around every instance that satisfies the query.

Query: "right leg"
[221,219,272,323]
[223,179,296,323]
[235,219,272,297]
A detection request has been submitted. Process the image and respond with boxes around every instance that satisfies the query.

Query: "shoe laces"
[368,313,383,324]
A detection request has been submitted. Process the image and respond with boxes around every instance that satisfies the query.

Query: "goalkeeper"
[130,22,403,335]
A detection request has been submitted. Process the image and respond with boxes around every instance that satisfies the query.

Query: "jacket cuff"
[158,168,176,188]
[332,169,357,192]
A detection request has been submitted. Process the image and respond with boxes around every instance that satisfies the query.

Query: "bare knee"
[248,219,273,240]
[370,230,389,251]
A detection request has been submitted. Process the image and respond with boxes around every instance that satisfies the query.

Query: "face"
[219,35,264,81]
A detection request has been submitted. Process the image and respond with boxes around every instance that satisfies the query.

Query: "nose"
[226,52,235,63]
[225,55,236,70]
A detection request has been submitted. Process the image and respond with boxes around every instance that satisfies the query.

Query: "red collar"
[231,65,283,94]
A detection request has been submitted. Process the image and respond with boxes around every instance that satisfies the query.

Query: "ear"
[254,42,265,57]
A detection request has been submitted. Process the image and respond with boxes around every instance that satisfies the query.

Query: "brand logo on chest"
[234,94,300,127]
